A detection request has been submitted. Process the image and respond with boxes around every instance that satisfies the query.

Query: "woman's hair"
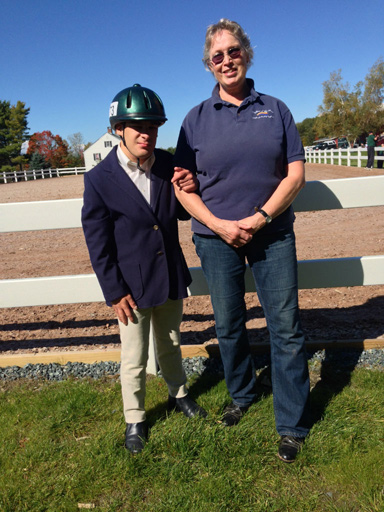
[203,18,254,70]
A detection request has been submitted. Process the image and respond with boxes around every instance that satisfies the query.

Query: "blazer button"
[157,250,164,255]
[153,225,159,230]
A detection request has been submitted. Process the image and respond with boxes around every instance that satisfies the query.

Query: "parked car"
[313,139,344,150]
[314,142,330,150]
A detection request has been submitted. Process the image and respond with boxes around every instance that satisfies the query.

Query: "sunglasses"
[210,47,242,66]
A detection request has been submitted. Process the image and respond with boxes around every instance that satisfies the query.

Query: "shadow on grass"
[309,348,363,427]
[145,347,275,430]
[144,372,224,428]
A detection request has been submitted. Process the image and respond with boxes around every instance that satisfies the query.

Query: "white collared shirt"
[117,144,155,205]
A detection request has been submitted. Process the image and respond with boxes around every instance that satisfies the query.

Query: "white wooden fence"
[305,146,384,167]
[1,175,384,373]
[1,167,86,184]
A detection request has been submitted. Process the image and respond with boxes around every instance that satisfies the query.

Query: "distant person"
[365,131,377,169]
[82,84,207,455]
[174,19,310,463]
[377,142,384,169]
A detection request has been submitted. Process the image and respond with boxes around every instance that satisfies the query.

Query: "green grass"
[1,368,383,511]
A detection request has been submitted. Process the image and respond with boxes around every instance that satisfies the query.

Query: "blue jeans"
[194,229,310,437]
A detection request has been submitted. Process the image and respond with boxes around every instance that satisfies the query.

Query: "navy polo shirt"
[174,79,305,236]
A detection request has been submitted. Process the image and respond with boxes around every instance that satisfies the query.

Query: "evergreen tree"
[0,100,30,172]
[29,151,48,171]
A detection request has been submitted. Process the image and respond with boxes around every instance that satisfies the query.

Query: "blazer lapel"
[150,151,168,212]
[150,170,164,212]
[104,149,155,215]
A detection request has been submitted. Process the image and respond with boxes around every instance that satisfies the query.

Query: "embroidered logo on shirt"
[252,109,274,119]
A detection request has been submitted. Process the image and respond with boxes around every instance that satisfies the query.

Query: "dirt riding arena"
[0,163,383,357]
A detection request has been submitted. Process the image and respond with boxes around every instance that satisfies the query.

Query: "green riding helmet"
[109,84,167,130]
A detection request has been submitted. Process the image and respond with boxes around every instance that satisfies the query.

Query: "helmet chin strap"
[120,126,145,171]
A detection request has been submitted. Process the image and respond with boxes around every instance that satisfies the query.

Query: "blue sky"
[1,0,383,149]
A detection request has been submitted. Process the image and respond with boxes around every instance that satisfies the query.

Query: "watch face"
[259,208,272,223]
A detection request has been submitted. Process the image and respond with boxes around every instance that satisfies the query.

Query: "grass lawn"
[1,366,383,511]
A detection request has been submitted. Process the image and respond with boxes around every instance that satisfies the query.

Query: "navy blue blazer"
[81,146,192,308]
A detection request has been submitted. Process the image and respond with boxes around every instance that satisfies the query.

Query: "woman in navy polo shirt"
[174,18,310,463]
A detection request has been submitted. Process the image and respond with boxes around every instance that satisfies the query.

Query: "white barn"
[84,131,120,171]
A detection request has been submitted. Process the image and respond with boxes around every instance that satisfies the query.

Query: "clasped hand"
[211,218,254,248]
[213,212,267,248]
[171,168,198,192]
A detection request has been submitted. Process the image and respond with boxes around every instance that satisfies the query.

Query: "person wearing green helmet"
[82,84,207,455]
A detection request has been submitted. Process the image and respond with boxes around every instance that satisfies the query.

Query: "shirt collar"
[212,78,260,107]
[117,144,155,172]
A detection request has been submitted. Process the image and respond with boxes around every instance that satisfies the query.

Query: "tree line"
[0,101,89,174]
[1,58,383,174]
[297,58,384,147]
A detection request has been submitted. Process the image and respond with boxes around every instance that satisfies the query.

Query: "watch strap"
[255,207,272,223]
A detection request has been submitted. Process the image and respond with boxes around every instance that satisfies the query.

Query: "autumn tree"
[315,59,384,143]
[0,100,30,172]
[360,59,384,132]
[27,130,69,168]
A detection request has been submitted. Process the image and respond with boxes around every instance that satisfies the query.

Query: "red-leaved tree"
[27,130,69,168]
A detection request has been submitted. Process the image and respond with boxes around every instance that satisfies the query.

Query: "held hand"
[112,294,137,326]
[212,218,253,248]
[238,213,265,236]
[172,167,198,193]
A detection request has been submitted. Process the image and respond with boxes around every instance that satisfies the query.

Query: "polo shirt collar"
[212,78,260,108]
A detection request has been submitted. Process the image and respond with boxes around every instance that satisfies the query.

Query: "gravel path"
[1,349,383,382]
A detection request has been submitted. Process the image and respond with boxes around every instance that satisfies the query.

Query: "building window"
[104,141,112,148]
[93,153,101,161]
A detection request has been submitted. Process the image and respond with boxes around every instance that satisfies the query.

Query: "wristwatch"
[255,207,272,224]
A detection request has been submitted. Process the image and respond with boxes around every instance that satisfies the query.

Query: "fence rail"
[1,175,384,372]
[1,167,86,184]
[305,146,384,167]
[1,176,383,233]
